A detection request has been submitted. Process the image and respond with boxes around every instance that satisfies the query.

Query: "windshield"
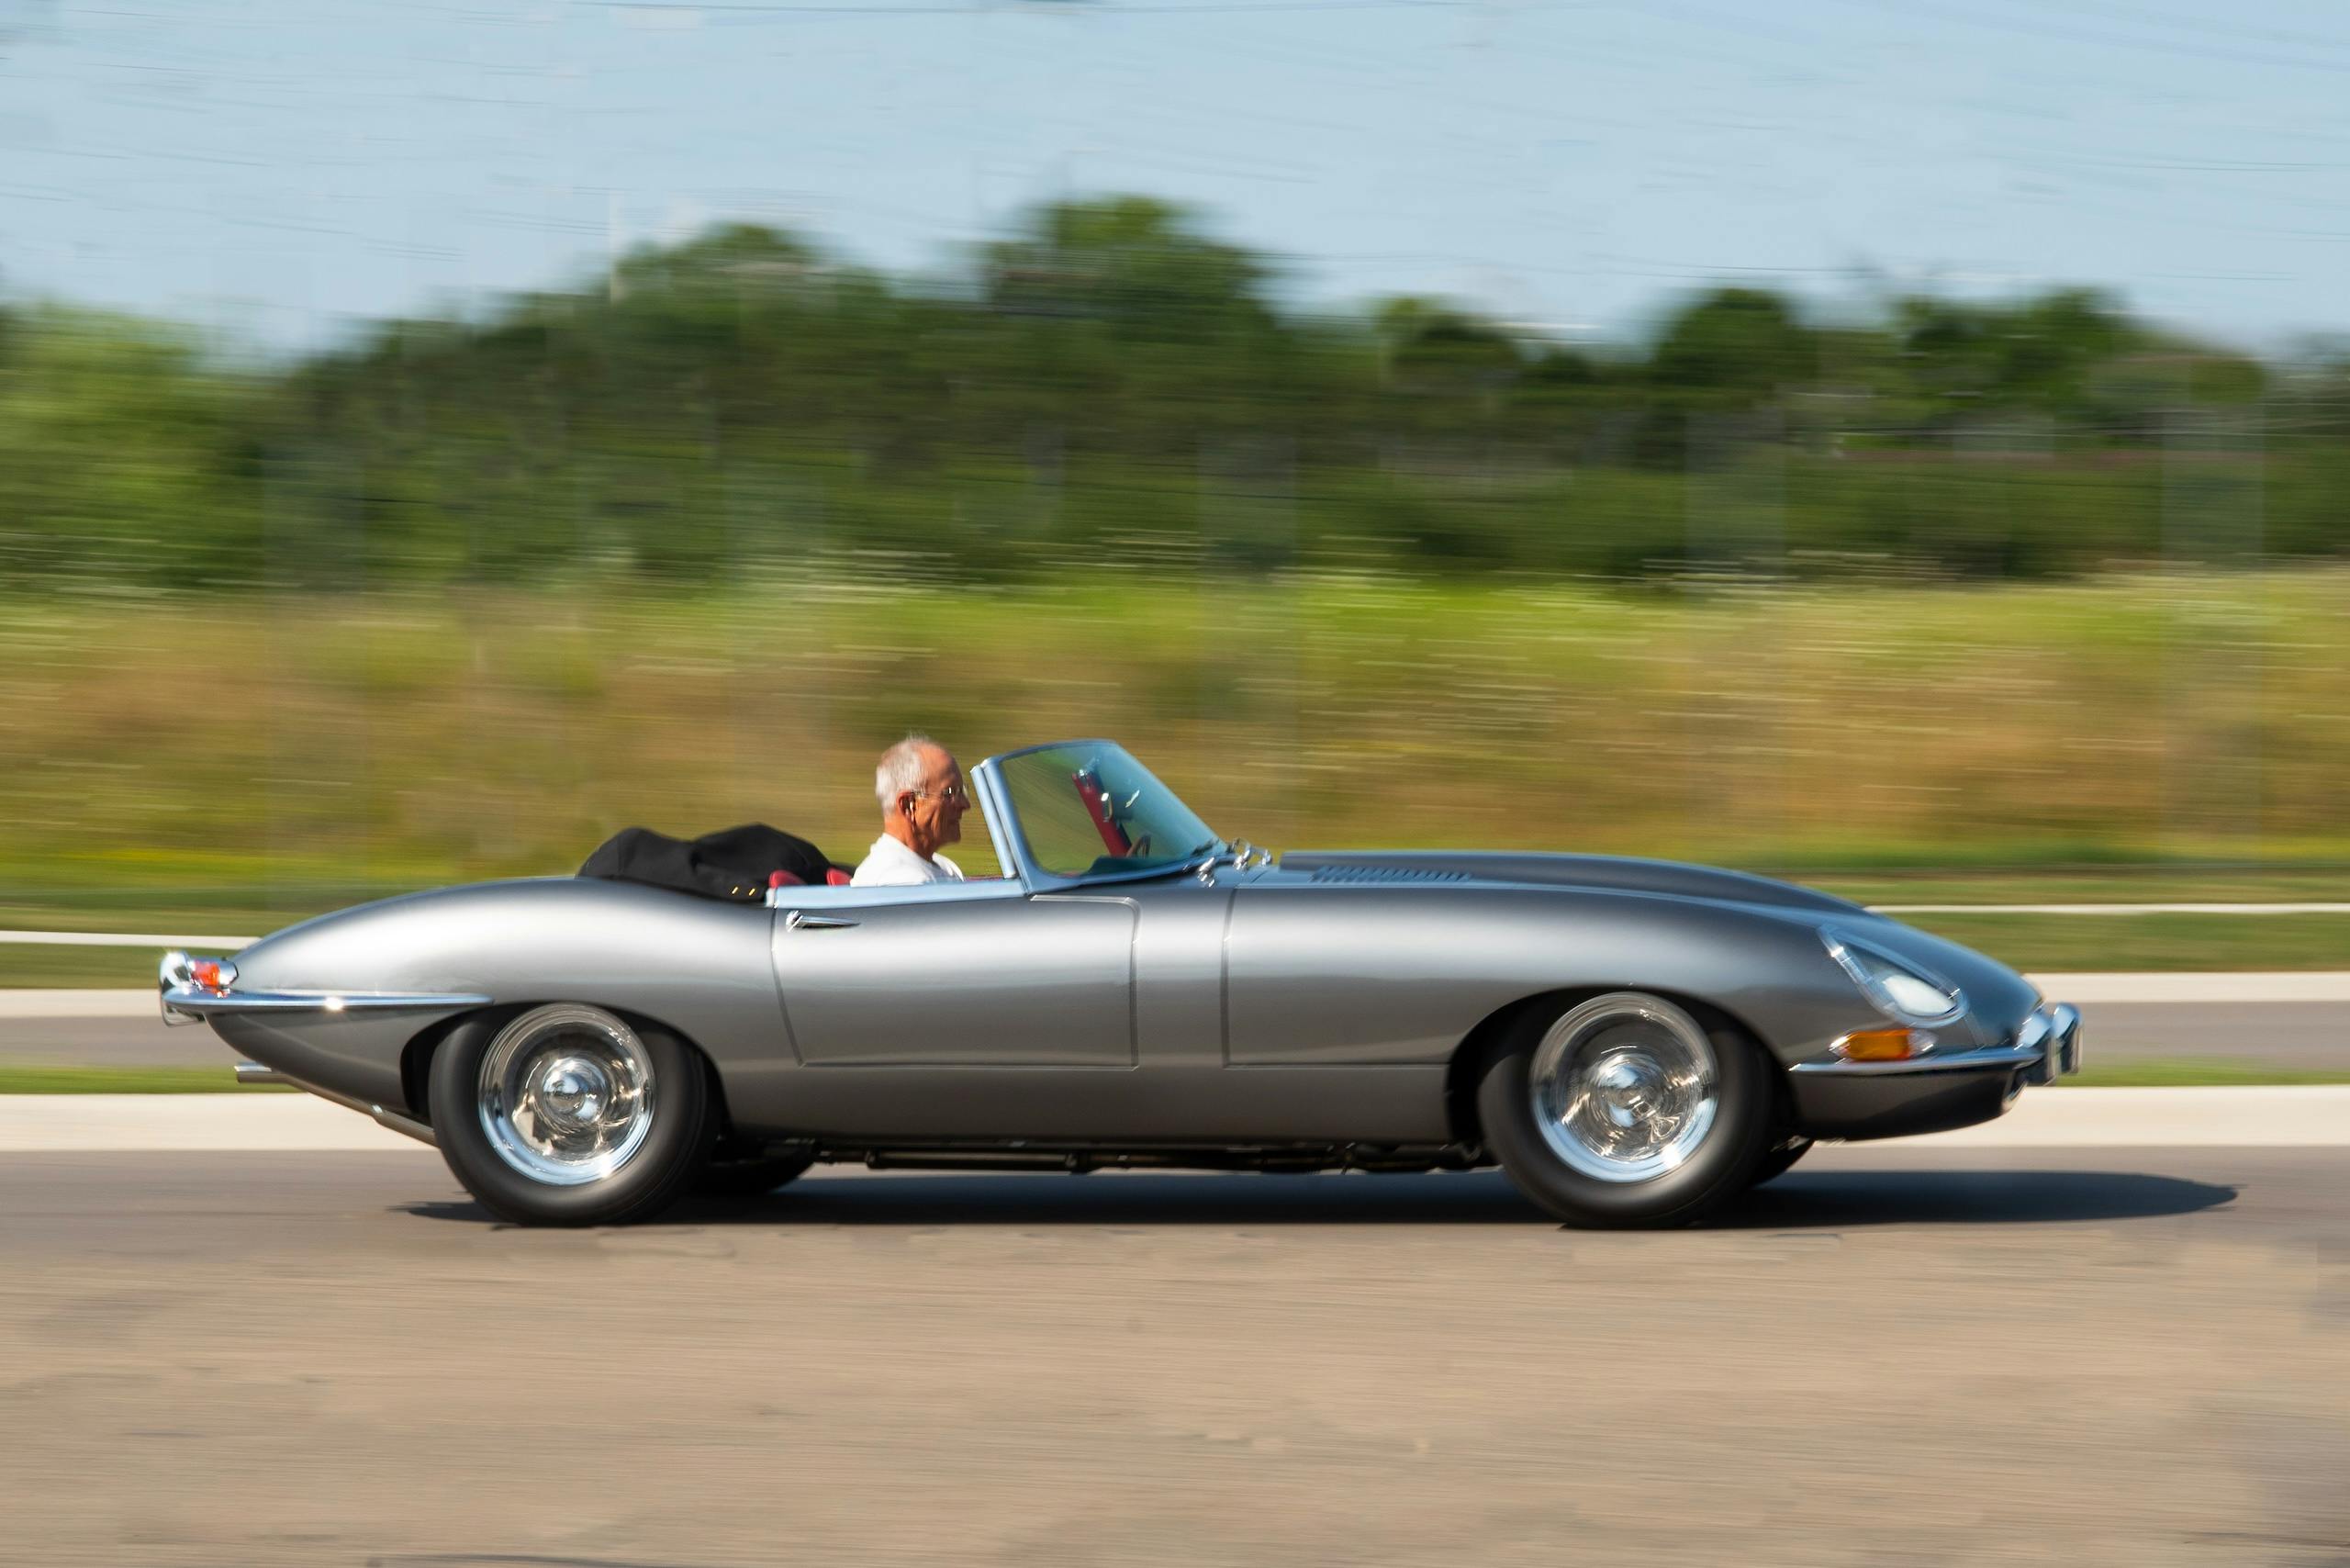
[993,743,1220,879]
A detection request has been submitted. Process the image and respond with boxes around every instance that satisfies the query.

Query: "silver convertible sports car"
[161,739,2080,1227]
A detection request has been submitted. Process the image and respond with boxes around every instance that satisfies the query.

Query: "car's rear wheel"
[1476,991,1773,1228]
[430,1003,711,1226]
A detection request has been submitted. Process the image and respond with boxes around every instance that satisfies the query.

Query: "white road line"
[0,930,257,947]
[2025,972,2350,1003]
[2,1086,2345,1153]
[1874,903,2350,915]
[0,990,167,1019]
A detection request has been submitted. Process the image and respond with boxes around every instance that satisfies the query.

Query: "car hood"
[1278,849,1868,917]
[1278,849,2042,1037]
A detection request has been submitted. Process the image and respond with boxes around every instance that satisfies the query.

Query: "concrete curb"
[0,1094,423,1151]
[1908,1085,2350,1148]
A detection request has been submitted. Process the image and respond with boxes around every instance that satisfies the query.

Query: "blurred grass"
[3,570,2346,944]
[1817,870,2350,904]
[1897,913,2350,973]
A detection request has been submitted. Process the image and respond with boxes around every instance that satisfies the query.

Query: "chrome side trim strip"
[232,1061,288,1087]
[1788,1044,2045,1078]
[161,985,491,1019]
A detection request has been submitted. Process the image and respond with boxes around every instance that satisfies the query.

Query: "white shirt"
[850,832,965,888]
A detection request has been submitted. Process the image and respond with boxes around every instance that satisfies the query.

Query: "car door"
[770,881,1136,1066]
[1224,879,1500,1065]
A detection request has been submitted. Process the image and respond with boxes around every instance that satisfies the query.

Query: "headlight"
[1822,928,1966,1025]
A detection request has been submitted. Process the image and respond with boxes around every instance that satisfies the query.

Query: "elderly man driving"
[851,734,970,887]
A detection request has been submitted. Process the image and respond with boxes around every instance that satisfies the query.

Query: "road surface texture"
[8,995,2347,1071]
[5,1146,2348,1567]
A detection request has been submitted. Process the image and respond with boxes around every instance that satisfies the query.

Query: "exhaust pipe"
[370,1104,437,1147]
[229,1062,437,1147]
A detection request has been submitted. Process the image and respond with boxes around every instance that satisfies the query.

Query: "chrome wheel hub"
[477,1005,656,1186]
[1530,993,1720,1183]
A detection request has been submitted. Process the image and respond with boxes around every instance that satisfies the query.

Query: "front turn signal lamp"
[1830,1026,1933,1062]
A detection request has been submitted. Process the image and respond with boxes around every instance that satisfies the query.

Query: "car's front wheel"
[1476,991,1773,1228]
[430,1003,711,1226]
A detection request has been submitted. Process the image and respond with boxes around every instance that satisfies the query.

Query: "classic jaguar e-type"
[161,739,2080,1227]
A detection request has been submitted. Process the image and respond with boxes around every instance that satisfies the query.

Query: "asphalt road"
[6,1146,2350,1566]
[8,996,2347,1071]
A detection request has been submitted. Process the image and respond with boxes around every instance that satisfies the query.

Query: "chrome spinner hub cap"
[1530,993,1720,1183]
[478,1005,656,1186]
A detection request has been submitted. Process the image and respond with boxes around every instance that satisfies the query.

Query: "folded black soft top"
[578,823,841,902]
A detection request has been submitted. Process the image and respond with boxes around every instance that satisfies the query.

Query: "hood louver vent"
[1308,865,1472,884]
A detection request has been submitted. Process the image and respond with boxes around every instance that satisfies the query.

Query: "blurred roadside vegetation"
[2,569,2344,930]
[4,196,2348,592]
[5,193,2347,964]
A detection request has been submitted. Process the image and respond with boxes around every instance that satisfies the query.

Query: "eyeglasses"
[915,785,971,805]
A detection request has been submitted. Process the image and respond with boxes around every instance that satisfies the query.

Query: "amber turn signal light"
[1830,1026,1925,1062]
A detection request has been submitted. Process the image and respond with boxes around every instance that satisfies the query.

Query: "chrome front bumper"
[1787,1002,2082,1083]
[1785,1002,2082,1140]
[2016,1001,2085,1085]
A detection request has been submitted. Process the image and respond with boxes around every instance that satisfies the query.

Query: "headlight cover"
[1822,927,1967,1026]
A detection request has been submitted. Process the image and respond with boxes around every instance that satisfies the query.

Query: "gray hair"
[874,734,943,813]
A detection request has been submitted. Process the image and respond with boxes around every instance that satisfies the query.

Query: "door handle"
[785,911,860,931]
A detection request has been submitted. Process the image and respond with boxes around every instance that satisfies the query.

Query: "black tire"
[429,1003,712,1226]
[1475,991,1774,1228]
[694,1148,818,1198]
[1749,1137,1813,1187]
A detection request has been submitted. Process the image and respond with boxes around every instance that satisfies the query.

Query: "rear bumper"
[159,950,480,1134]
[1787,1002,2081,1142]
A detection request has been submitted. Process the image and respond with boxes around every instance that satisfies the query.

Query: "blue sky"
[5,0,2349,353]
